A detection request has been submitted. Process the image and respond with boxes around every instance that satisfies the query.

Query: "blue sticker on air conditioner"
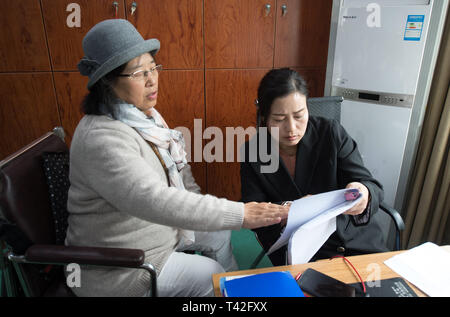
[404,15,425,41]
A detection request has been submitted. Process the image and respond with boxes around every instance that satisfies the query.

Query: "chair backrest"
[307,96,344,123]
[0,128,69,247]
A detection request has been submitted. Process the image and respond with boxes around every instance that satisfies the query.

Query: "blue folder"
[222,271,304,297]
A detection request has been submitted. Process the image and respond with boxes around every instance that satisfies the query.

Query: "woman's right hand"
[242,202,289,229]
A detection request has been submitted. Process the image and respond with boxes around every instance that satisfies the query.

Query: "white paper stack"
[384,242,450,297]
[266,189,363,265]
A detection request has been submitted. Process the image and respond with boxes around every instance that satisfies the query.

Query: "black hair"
[256,68,309,127]
[81,63,127,118]
[81,52,156,118]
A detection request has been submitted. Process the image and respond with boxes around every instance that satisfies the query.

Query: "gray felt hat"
[78,19,160,89]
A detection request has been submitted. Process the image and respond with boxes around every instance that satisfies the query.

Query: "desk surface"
[213,246,450,297]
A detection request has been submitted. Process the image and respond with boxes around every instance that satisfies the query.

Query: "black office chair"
[307,96,344,122]
[249,96,405,269]
[0,127,157,296]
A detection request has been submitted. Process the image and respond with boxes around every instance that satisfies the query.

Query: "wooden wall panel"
[294,68,327,97]
[274,0,332,68]
[0,0,51,71]
[0,0,332,201]
[53,72,88,145]
[205,69,268,200]
[42,0,126,71]
[205,0,276,69]
[126,0,204,69]
[157,69,206,193]
[0,73,61,159]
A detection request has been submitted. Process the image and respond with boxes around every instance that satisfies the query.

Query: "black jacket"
[240,116,389,265]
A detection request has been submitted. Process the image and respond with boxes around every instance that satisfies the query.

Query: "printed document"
[266,189,363,264]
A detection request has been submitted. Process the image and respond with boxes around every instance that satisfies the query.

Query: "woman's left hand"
[343,182,370,216]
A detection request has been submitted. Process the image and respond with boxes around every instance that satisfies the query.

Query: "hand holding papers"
[266,189,363,265]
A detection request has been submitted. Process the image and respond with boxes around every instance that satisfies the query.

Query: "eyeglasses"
[118,64,163,81]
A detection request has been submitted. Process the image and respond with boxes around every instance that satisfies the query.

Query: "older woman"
[240,68,389,266]
[67,19,288,297]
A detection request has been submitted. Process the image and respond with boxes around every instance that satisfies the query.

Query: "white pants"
[156,230,238,297]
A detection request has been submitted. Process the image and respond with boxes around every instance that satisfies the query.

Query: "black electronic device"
[296,268,356,297]
[349,277,418,297]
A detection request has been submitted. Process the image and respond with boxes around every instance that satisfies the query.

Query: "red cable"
[331,255,366,294]
[294,273,310,297]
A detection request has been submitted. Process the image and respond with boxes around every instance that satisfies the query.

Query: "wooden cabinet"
[205,69,267,200]
[41,0,204,148]
[295,68,327,98]
[53,72,88,145]
[274,0,332,99]
[205,0,332,70]
[0,73,61,159]
[0,0,332,199]
[0,0,51,72]
[125,0,206,190]
[274,0,332,68]
[205,0,275,69]
[126,0,203,69]
[204,0,332,200]
[42,0,126,71]
[40,0,127,151]
[42,0,204,70]
[157,69,206,192]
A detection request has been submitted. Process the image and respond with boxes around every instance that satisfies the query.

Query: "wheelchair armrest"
[24,244,145,268]
[379,202,405,231]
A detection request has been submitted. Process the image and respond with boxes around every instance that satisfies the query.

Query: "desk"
[213,246,450,297]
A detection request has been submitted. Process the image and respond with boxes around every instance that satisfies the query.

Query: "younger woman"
[240,68,388,265]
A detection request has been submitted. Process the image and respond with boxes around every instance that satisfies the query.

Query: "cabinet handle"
[265,4,271,16]
[112,1,119,18]
[281,4,287,17]
[131,2,137,16]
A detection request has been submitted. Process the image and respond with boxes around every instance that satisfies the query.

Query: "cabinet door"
[0,0,51,71]
[274,0,332,68]
[295,68,326,97]
[157,70,206,192]
[53,72,88,145]
[125,0,203,70]
[0,73,61,159]
[205,0,276,69]
[205,69,267,200]
[42,0,126,71]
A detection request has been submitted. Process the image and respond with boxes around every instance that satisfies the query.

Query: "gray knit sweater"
[66,115,244,296]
